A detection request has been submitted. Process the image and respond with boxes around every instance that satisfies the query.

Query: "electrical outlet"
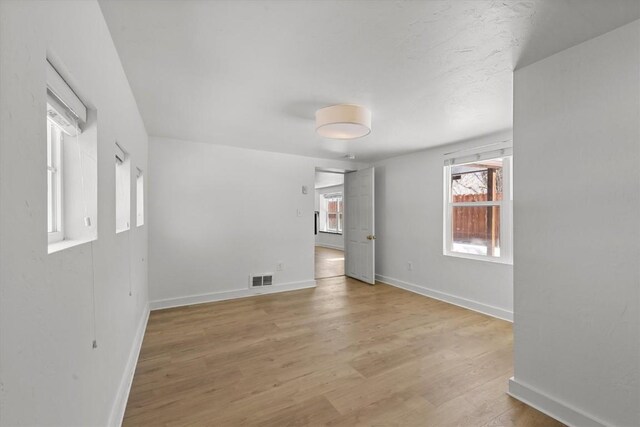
[407,261,413,271]
[276,262,284,271]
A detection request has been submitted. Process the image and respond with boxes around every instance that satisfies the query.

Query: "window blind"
[115,142,127,164]
[444,146,512,166]
[46,60,87,136]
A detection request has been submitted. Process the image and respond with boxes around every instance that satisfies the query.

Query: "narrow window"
[115,143,131,233]
[47,120,63,243]
[320,193,343,233]
[46,60,97,253]
[136,168,144,227]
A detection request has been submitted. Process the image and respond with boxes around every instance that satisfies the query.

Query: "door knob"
[367,235,376,240]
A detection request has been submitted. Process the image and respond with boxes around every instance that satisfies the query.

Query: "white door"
[345,168,375,284]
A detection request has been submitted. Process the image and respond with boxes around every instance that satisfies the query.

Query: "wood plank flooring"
[124,277,563,426]
[315,246,345,279]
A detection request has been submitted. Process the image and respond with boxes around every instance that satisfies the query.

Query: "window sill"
[443,251,513,265]
[48,237,95,254]
[319,231,342,235]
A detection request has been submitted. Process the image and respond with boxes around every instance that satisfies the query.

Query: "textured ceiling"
[99,0,639,161]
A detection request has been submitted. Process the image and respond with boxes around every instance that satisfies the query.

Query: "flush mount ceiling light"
[315,104,372,139]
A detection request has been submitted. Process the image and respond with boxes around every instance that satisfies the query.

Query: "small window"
[46,60,97,253]
[444,148,512,263]
[319,193,343,233]
[136,168,144,227]
[115,143,131,233]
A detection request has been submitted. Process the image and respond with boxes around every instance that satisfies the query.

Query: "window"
[136,168,144,227]
[46,60,97,253]
[115,143,131,233]
[320,193,343,233]
[47,120,63,243]
[444,148,512,263]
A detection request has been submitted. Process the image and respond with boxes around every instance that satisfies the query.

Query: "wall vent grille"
[250,274,274,288]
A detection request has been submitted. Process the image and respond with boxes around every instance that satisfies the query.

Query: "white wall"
[148,137,361,308]
[511,20,639,427]
[315,184,345,250]
[374,130,514,321]
[315,171,344,189]
[0,1,149,426]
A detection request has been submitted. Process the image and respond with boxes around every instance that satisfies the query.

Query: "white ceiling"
[99,0,639,162]
[315,171,344,189]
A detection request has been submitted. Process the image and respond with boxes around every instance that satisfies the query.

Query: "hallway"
[314,246,345,279]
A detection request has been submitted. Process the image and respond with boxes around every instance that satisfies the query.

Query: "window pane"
[451,158,503,202]
[47,169,53,233]
[47,123,52,168]
[451,205,500,257]
[321,194,342,233]
[115,149,131,233]
[47,122,57,234]
[327,213,337,231]
[328,200,338,214]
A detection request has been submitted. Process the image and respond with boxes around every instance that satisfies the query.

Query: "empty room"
[0,1,639,426]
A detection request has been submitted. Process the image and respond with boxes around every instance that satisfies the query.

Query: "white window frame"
[47,120,63,244]
[115,142,131,234]
[136,167,144,227]
[320,193,343,234]
[46,59,95,254]
[443,149,513,265]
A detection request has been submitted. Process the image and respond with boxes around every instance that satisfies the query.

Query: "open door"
[345,167,375,284]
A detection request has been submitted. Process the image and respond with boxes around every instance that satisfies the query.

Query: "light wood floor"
[124,277,563,426]
[315,246,345,279]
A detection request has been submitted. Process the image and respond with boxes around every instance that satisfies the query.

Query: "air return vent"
[250,274,274,288]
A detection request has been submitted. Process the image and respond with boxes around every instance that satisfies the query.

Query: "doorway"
[314,170,345,279]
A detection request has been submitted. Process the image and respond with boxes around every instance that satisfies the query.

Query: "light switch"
[302,185,308,194]
[297,209,303,217]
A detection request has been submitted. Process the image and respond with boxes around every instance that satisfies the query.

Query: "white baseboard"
[108,305,150,427]
[508,378,607,427]
[375,274,513,322]
[149,280,317,311]
[315,243,344,251]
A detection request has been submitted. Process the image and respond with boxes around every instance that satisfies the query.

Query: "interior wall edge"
[149,280,317,311]
[375,274,513,322]
[108,305,150,427]
[508,378,607,427]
